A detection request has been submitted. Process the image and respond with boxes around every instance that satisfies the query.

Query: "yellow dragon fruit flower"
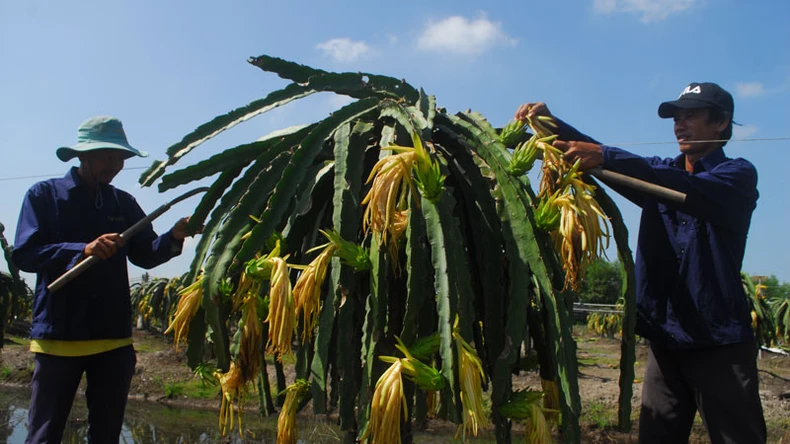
[264,256,295,360]
[363,359,407,444]
[276,379,310,444]
[164,274,203,352]
[453,316,489,440]
[215,362,245,437]
[293,243,336,342]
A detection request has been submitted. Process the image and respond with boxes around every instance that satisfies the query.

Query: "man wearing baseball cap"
[515,82,765,443]
[12,116,198,443]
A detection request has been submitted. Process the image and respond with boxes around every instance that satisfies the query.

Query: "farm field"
[0,325,787,443]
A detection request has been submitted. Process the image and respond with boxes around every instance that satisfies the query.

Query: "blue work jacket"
[558,122,758,349]
[12,167,182,341]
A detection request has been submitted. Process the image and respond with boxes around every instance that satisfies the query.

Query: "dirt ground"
[1,324,788,443]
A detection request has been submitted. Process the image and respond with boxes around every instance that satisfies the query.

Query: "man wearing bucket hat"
[515,82,766,443]
[13,116,196,443]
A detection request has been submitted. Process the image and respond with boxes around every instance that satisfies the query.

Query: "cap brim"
[56,142,149,162]
[658,98,718,118]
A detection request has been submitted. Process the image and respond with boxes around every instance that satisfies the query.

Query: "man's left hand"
[171,217,202,241]
[552,140,604,171]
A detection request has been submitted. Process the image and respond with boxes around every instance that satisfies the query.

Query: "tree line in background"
[576,258,790,349]
[0,222,32,347]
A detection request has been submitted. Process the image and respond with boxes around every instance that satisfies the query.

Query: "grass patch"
[577,356,620,369]
[767,417,790,443]
[160,377,220,400]
[133,332,169,353]
[581,400,617,430]
[180,378,221,399]
[4,334,30,348]
[164,381,184,399]
[581,345,614,356]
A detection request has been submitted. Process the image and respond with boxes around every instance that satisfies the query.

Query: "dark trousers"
[26,345,136,444]
[639,341,766,444]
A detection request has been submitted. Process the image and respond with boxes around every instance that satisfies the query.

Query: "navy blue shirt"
[557,122,758,349]
[13,167,182,341]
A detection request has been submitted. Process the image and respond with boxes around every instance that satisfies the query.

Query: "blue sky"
[1,0,788,286]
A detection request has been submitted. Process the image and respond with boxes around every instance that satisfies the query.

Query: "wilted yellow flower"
[379,336,445,392]
[237,293,263,382]
[453,316,489,440]
[319,229,371,271]
[264,257,295,360]
[231,269,262,310]
[528,120,610,290]
[293,243,336,341]
[426,389,439,419]
[540,378,560,427]
[164,274,203,352]
[363,359,407,444]
[362,149,417,248]
[215,362,245,437]
[362,131,444,266]
[498,388,556,444]
[277,379,310,444]
[526,401,553,444]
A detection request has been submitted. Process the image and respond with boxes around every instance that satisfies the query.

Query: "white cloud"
[734,82,766,98]
[592,0,698,23]
[732,124,758,139]
[417,14,516,56]
[316,38,370,63]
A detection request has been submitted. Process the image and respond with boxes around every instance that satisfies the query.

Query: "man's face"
[673,108,728,157]
[79,149,126,185]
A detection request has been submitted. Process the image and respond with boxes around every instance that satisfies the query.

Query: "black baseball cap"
[658,82,734,118]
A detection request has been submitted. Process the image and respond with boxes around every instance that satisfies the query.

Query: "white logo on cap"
[678,85,702,98]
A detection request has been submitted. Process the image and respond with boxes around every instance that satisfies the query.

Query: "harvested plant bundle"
[526,114,610,290]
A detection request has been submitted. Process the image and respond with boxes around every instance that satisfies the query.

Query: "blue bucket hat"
[56,116,148,162]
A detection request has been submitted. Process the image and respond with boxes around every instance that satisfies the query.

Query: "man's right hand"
[514,102,553,121]
[84,233,124,260]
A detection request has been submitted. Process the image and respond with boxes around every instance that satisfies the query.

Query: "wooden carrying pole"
[47,187,210,292]
[587,167,687,204]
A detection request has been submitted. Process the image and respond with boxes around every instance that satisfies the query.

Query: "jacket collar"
[64,167,83,190]
[671,147,728,173]
[63,167,116,192]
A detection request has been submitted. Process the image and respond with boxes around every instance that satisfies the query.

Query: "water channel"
[0,387,341,443]
[0,387,471,443]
